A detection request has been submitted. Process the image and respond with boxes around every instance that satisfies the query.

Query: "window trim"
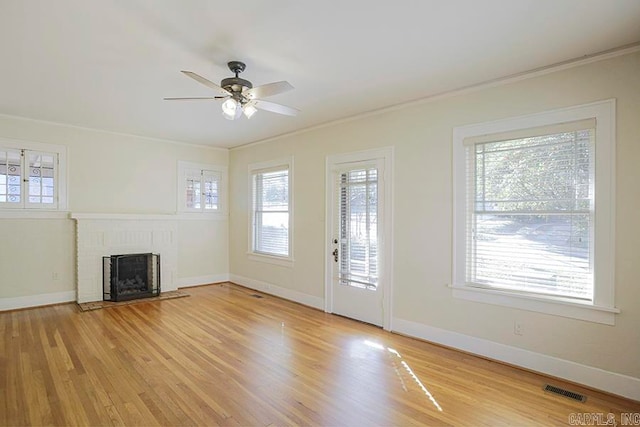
[247,157,294,266]
[0,137,68,212]
[452,99,618,325]
[177,161,227,217]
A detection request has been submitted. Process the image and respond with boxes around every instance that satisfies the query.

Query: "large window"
[470,121,594,299]
[249,158,292,262]
[0,139,67,211]
[177,161,226,215]
[453,100,617,324]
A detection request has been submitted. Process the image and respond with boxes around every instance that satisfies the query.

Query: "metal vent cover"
[543,384,587,402]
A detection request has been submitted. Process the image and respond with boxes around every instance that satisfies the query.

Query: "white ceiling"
[1,1,639,149]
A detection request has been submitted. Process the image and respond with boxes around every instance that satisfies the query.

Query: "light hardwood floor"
[1,283,638,426]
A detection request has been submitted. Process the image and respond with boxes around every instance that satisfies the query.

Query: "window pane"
[203,171,220,210]
[29,177,41,195]
[186,177,200,209]
[473,213,592,299]
[255,212,289,256]
[475,130,592,212]
[0,149,22,204]
[258,170,288,211]
[27,152,56,205]
[470,129,594,300]
[42,178,54,196]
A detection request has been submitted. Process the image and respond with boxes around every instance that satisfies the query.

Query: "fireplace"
[103,253,160,302]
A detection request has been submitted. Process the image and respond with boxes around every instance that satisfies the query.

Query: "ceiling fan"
[164,61,299,120]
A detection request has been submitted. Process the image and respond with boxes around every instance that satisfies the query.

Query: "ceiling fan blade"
[163,97,218,101]
[244,81,294,100]
[180,71,231,96]
[254,100,299,116]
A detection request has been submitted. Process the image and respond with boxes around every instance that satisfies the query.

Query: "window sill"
[247,252,294,268]
[450,284,619,325]
[175,212,228,221]
[0,210,70,220]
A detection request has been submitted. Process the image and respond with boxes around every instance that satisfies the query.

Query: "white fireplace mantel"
[70,213,177,221]
[71,213,178,303]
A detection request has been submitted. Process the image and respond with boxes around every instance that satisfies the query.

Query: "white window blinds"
[337,167,379,289]
[465,119,595,300]
[252,167,290,257]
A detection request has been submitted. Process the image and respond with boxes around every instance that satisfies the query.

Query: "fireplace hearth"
[103,253,160,302]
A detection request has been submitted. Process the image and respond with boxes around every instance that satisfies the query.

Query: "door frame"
[324,147,394,330]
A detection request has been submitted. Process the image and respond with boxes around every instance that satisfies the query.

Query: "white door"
[326,149,392,328]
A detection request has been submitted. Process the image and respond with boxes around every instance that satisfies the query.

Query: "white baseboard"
[0,273,229,310]
[0,290,76,311]
[229,274,324,310]
[177,274,230,288]
[393,317,640,402]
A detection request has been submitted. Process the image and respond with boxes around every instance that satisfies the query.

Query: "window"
[453,100,617,324]
[249,158,293,262]
[0,139,67,211]
[177,161,226,215]
[185,169,220,211]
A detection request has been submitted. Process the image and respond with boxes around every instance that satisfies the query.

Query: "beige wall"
[229,52,640,379]
[0,117,229,299]
[0,218,75,298]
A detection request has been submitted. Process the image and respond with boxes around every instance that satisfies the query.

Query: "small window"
[453,100,617,324]
[0,140,67,211]
[178,161,226,214]
[249,158,293,261]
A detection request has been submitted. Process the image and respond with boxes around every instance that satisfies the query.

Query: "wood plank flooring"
[1,283,638,426]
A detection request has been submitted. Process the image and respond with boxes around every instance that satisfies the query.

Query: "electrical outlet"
[52,272,59,281]
[514,322,523,336]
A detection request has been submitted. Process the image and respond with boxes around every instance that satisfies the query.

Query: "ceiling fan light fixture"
[221,98,239,120]
[243,102,258,119]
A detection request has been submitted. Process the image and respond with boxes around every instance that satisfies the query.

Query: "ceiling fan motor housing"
[221,76,252,94]
[222,61,252,95]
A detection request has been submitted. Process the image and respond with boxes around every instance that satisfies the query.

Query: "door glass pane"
[338,168,378,289]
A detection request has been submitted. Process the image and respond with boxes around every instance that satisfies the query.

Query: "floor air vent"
[249,294,264,299]
[543,384,587,402]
